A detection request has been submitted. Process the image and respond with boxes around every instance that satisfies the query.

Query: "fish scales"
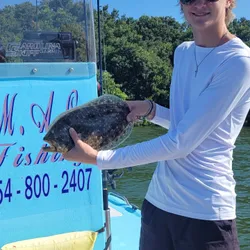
[42,95,133,153]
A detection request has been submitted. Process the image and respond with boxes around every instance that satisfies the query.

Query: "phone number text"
[0,168,92,205]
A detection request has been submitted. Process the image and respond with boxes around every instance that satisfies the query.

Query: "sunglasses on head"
[180,0,218,5]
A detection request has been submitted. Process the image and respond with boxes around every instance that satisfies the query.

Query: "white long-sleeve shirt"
[97,37,250,220]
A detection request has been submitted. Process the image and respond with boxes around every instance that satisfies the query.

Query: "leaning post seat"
[1,231,98,250]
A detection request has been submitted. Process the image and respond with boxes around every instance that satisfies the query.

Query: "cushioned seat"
[1,231,98,250]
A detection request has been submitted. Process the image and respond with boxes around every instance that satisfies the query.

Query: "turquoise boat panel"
[0,62,96,79]
[0,63,105,249]
[109,193,141,250]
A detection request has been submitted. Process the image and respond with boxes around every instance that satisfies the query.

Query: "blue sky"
[0,0,249,22]
[101,0,249,22]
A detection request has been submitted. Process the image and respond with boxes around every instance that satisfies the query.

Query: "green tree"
[101,71,128,100]
[229,18,250,46]
[0,2,250,119]
[106,43,172,106]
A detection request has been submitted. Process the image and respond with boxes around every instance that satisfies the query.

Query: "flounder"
[42,94,133,153]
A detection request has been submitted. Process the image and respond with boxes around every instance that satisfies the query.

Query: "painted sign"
[0,63,105,249]
[6,42,62,58]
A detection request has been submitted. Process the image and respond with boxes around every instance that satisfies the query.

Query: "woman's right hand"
[126,100,156,122]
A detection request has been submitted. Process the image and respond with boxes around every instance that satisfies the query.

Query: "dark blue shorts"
[139,199,240,250]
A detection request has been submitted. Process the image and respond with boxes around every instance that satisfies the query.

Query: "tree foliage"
[1,1,250,123]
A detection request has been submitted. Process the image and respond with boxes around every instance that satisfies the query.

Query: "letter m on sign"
[0,94,17,136]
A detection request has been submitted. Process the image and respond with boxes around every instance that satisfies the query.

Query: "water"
[114,126,250,249]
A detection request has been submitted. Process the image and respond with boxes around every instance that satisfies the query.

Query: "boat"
[0,0,141,249]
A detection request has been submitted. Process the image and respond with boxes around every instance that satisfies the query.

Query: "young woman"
[61,0,250,249]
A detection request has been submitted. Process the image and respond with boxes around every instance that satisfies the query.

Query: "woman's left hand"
[63,128,98,165]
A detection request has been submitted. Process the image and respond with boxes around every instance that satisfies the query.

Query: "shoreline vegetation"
[0,1,249,125]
